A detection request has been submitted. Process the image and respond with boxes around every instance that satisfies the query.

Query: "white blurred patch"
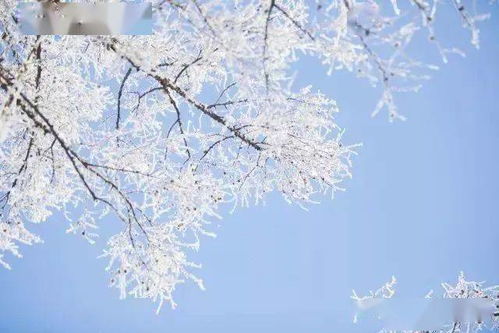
[18,2,152,35]
[354,297,497,331]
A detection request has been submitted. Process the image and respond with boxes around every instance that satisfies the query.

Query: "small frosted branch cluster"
[352,275,398,303]
[353,272,499,333]
[65,209,99,245]
[0,0,494,310]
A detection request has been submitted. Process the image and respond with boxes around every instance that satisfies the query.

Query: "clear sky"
[1,6,498,333]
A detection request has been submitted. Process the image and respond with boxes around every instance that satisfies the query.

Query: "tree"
[0,0,494,312]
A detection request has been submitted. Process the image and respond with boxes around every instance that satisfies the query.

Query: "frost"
[0,0,494,310]
[353,273,499,332]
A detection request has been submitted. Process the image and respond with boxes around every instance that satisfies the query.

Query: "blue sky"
[1,7,498,333]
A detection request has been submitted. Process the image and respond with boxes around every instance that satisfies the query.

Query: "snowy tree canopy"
[0,0,495,312]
